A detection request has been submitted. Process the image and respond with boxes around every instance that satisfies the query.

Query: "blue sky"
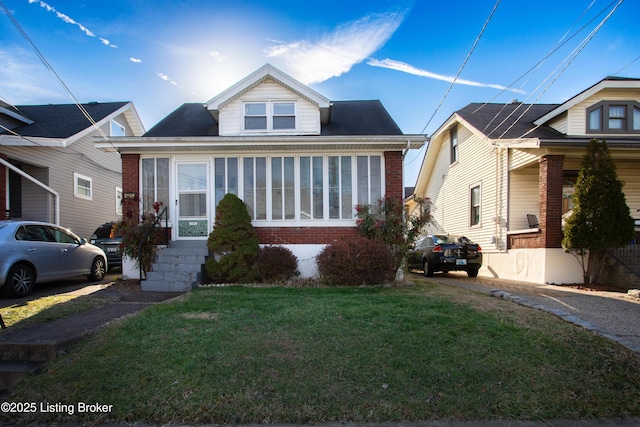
[1,0,639,184]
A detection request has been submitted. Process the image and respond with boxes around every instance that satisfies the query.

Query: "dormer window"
[110,120,125,137]
[244,101,296,131]
[587,101,640,134]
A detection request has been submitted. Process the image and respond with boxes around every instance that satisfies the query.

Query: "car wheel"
[423,260,434,277]
[88,257,107,281]
[467,268,479,278]
[2,263,35,298]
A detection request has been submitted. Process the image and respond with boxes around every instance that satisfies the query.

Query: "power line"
[418,0,501,136]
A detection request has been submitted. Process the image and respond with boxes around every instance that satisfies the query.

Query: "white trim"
[73,172,93,200]
[469,182,482,228]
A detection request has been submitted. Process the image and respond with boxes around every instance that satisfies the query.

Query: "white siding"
[218,80,320,136]
[508,165,539,231]
[424,126,508,251]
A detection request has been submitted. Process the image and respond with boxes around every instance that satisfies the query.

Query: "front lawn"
[5,282,640,424]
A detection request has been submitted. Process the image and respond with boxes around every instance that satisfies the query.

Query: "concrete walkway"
[418,272,640,354]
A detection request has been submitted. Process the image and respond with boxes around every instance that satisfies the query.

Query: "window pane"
[589,108,601,130]
[329,156,340,219]
[634,107,640,131]
[370,156,382,203]
[228,158,238,196]
[273,103,294,115]
[244,158,255,220]
[157,158,170,219]
[245,117,267,130]
[256,157,267,220]
[341,156,352,219]
[142,159,155,215]
[245,103,266,115]
[179,194,206,217]
[273,116,295,129]
[272,157,283,220]
[178,164,207,191]
[215,158,226,208]
[300,157,311,220]
[357,156,368,205]
[313,156,323,219]
[284,157,295,219]
[609,106,625,118]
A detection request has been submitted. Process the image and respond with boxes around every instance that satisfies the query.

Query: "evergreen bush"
[257,245,298,283]
[316,236,395,286]
[205,194,260,283]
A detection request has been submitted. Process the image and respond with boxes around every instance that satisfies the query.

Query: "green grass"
[4,283,640,424]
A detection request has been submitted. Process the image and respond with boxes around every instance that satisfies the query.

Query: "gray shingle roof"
[456,103,566,140]
[1,102,129,138]
[143,100,403,137]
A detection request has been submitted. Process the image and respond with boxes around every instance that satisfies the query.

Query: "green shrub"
[205,194,260,283]
[257,245,298,283]
[316,236,395,286]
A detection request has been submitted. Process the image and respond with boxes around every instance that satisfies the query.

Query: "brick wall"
[121,153,140,219]
[256,227,357,245]
[0,153,6,217]
[384,151,403,201]
[539,155,564,248]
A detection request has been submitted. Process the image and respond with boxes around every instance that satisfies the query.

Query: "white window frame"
[110,120,125,137]
[470,183,481,227]
[74,172,93,200]
[243,101,297,132]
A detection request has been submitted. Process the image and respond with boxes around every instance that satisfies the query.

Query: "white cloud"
[209,51,226,63]
[130,57,142,63]
[157,73,170,81]
[28,1,118,48]
[368,58,526,94]
[265,11,406,84]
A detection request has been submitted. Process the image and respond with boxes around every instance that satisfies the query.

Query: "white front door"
[176,162,209,239]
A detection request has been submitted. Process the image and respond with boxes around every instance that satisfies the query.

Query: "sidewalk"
[420,272,640,354]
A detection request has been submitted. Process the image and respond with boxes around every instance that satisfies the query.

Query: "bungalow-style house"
[0,101,145,239]
[97,64,425,289]
[409,76,640,285]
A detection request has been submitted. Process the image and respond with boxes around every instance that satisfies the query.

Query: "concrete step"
[143,242,208,291]
[0,361,43,391]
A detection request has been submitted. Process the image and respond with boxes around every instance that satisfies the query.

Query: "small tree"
[356,196,430,271]
[205,193,260,283]
[562,139,635,285]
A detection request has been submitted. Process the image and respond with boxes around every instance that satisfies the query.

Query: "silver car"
[0,220,108,298]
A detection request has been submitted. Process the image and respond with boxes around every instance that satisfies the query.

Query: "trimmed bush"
[257,245,298,283]
[316,236,396,286]
[205,194,260,283]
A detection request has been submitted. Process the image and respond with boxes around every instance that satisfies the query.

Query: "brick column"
[384,151,403,201]
[121,153,140,220]
[0,153,7,218]
[539,155,564,248]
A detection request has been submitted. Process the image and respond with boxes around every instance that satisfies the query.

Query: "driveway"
[412,271,640,354]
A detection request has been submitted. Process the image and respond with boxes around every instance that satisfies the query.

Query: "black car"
[407,234,482,278]
[90,222,122,269]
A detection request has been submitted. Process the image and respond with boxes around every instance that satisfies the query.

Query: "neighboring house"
[0,101,145,239]
[409,76,640,285]
[97,64,425,285]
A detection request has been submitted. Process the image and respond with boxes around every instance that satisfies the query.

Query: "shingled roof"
[455,102,566,140]
[1,102,129,139]
[143,100,403,137]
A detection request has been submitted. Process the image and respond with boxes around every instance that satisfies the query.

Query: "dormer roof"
[205,64,332,123]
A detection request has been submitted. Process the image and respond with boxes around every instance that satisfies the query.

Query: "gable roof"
[144,100,403,137]
[533,76,640,126]
[455,102,565,140]
[206,64,331,122]
[1,102,130,138]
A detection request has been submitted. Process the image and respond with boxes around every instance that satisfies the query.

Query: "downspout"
[0,157,60,225]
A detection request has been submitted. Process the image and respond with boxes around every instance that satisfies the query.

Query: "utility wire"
[0,0,117,151]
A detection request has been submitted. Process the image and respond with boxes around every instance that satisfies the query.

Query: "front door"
[176,162,209,239]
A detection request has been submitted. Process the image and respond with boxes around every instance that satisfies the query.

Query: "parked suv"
[407,234,482,278]
[90,222,122,269]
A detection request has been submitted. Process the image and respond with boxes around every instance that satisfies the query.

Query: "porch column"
[0,153,6,218]
[539,155,564,248]
[121,153,140,220]
[384,151,403,201]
